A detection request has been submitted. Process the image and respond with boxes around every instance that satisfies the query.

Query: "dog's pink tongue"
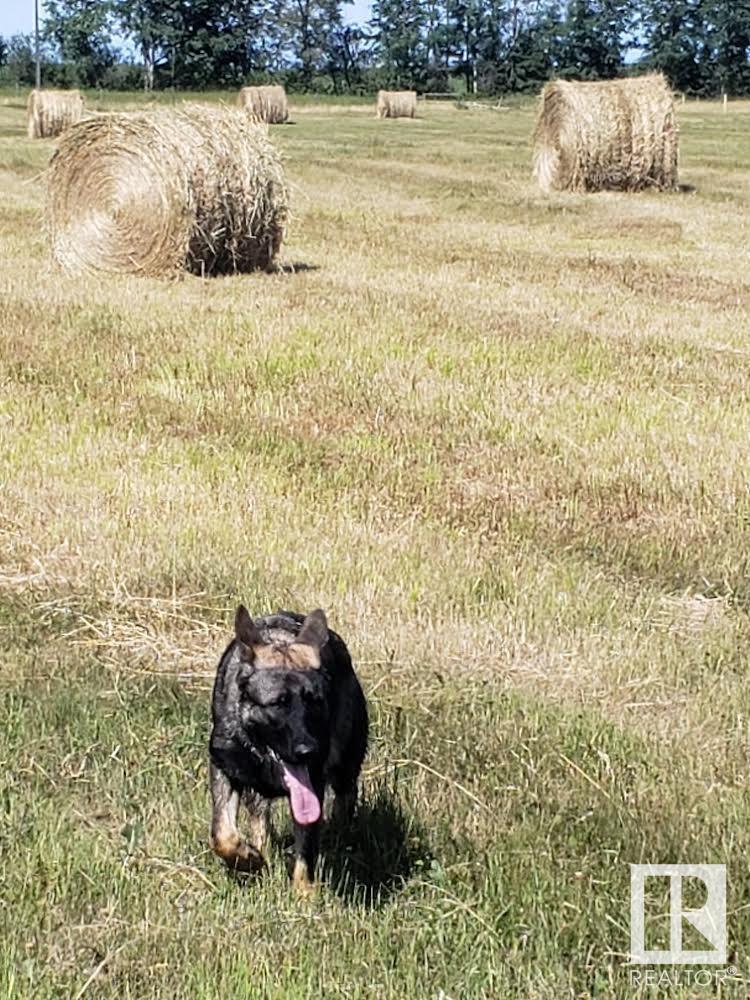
[281,762,321,825]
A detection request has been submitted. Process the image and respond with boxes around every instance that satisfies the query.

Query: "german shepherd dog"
[208,606,368,894]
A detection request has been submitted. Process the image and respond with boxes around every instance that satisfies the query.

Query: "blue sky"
[0,0,372,38]
[2,0,35,37]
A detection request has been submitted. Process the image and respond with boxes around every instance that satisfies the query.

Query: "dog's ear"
[234,605,263,660]
[296,608,328,650]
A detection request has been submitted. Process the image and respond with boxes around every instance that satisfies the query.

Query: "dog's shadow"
[320,783,432,909]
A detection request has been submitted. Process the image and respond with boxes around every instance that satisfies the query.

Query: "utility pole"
[34,0,42,88]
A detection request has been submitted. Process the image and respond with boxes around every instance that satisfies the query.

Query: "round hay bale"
[46,104,289,277]
[27,89,84,140]
[237,85,289,124]
[376,90,417,120]
[532,73,679,193]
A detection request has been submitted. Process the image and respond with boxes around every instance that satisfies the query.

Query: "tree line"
[0,0,748,96]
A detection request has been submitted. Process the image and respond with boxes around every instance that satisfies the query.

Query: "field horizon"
[1,89,750,997]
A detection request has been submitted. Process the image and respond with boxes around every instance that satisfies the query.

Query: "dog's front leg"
[292,817,320,897]
[209,762,265,873]
[243,789,270,863]
[331,785,357,826]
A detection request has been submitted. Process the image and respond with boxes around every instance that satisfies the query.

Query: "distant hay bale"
[27,89,84,139]
[46,104,289,277]
[532,74,679,193]
[376,90,417,119]
[237,85,288,124]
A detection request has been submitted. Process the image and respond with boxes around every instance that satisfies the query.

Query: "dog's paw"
[211,834,265,874]
[233,842,266,874]
[291,859,317,900]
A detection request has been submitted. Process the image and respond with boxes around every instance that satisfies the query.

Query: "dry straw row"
[376,90,417,119]
[237,85,289,124]
[27,88,84,139]
[533,73,679,193]
[46,103,289,277]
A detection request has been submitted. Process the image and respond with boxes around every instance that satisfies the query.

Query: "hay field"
[1,90,750,997]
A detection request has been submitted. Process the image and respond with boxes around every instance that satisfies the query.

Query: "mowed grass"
[1,89,750,996]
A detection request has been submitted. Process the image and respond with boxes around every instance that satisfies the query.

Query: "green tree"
[557,0,633,79]
[177,0,266,87]
[641,0,709,93]
[370,0,429,88]
[499,0,562,91]
[282,0,349,90]
[0,34,37,85]
[325,22,370,91]
[44,0,117,86]
[706,0,750,95]
[113,0,179,90]
[445,0,485,93]
[113,0,267,90]
[422,0,449,89]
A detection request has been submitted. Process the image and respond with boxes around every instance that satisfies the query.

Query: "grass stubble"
[1,91,750,997]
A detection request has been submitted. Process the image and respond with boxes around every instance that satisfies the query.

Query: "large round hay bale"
[46,104,289,277]
[237,85,289,124]
[532,74,679,193]
[27,89,84,140]
[376,90,417,120]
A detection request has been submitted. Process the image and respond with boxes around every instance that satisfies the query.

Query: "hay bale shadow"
[273,261,320,274]
[321,782,432,909]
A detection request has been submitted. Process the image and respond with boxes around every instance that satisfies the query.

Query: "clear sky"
[346,0,370,24]
[0,0,372,38]
[1,0,35,37]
